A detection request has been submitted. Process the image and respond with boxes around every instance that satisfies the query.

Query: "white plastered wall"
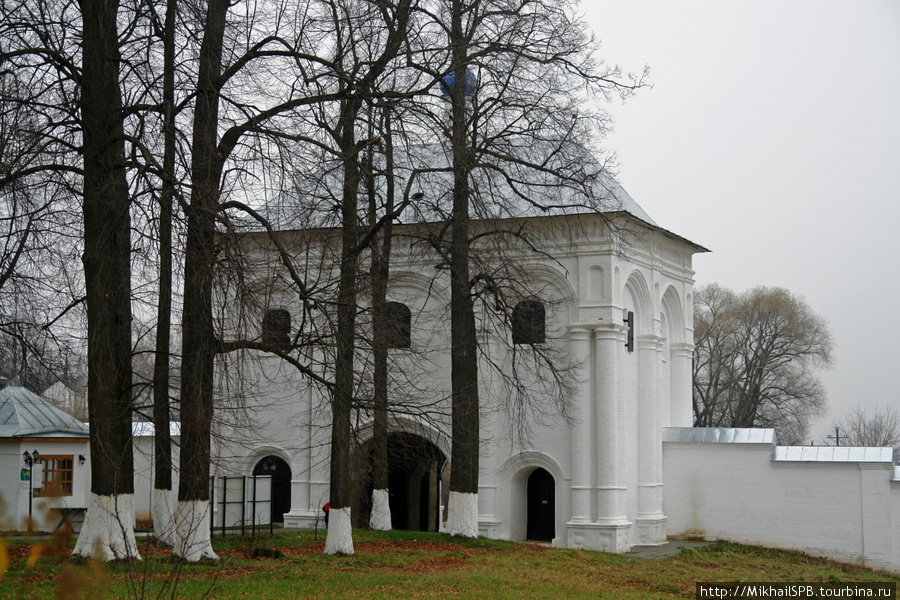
[663,431,900,573]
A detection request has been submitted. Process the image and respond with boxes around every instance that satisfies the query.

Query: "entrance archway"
[352,431,446,531]
[252,455,291,523]
[526,468,555,541]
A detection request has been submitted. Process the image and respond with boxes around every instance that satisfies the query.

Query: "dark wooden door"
[527,468,555,541]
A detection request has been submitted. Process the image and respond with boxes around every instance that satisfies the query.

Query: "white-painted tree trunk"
[152,488,177,546]
[445,491,479,538]
[324,506,354,555]
[369,488,392,531]
[173,500,218,562]
[72,493,141,561]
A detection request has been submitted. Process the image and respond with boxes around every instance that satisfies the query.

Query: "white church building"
[129,181,900,572]
[209,185,704,553]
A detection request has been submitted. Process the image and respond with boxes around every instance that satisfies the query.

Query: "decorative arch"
[383,270,450,351]
[660,285,685,345]
[251,455,293,523]
[588,265,605,302]
[389,270,450,305]
[351,416,450,531]
[623,270,652,334]
[355,415,452,461]
[242,445,294,476]
[514,262,577,325]
[497,451,565,542]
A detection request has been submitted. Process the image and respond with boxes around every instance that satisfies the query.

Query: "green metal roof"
[0,386,89,438]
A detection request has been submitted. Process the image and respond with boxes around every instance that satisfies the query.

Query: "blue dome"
[439,69,477,97]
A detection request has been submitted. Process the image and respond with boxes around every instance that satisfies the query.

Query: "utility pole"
[827,427,841,446]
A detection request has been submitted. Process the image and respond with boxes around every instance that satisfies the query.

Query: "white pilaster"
[636,334,666,545]
[595,324,627,525]
[567,323,630,553]
[478,326,503,538]
[566,325,594,524]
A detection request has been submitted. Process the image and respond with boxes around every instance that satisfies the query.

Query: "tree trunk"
[369,107,394,532]
[175,0,229,562]
[445,0,480,538]
[325,97,362,556]
[73,0,139,561]
[152,0,177,547]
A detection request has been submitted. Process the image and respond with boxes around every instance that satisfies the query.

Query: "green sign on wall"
[21,468,30,481]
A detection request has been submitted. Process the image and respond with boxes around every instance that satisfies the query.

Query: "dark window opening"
[262,309,290,352]
[512,299,545,345]
[384,302,411,349]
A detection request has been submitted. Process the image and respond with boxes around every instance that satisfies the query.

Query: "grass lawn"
[1,529,897,599]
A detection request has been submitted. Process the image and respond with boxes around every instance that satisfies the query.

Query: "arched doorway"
[526,468,555,541]
[252,455,291,523]
[352,432,446,531]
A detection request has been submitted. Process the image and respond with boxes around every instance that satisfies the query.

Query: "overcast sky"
[582,0,900,443]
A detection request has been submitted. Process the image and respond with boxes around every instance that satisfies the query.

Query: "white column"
[284,383,319,529]
[478,327,503,538]
[595,324,626,524]
[566,322,630,552]
[566,325,593,524]
[636,334,666,544]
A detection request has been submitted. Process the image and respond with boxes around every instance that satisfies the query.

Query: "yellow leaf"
[26,543,42,568]
[0,538,7,580]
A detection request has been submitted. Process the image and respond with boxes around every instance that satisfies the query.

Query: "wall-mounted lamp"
[79,454,86,466]
[623,310,635,353]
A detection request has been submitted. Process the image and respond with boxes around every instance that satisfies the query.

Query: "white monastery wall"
[133,424,181,522]
[663,428,900,573]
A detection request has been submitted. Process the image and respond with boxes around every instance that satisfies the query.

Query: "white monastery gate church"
[211,184,704,554]
[178,180,900,572]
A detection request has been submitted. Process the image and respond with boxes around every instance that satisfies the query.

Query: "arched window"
[262,308,290,352]
[512,299,545,345]
[384,302,411,349]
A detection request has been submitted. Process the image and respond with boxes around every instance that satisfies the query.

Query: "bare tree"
[72,0,140,561]
[401,0,643,536]
[366,106,399,532]
[0,5,86,397]
[693,284,834,444]
[830,405,900,456]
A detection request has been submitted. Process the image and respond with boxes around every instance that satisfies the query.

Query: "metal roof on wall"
[663,427,777,444]
[772,446,893,463]
[0,386,89,438]
[664,427,895,464]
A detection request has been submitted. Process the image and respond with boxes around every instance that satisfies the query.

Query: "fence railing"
[209,475,274,536]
